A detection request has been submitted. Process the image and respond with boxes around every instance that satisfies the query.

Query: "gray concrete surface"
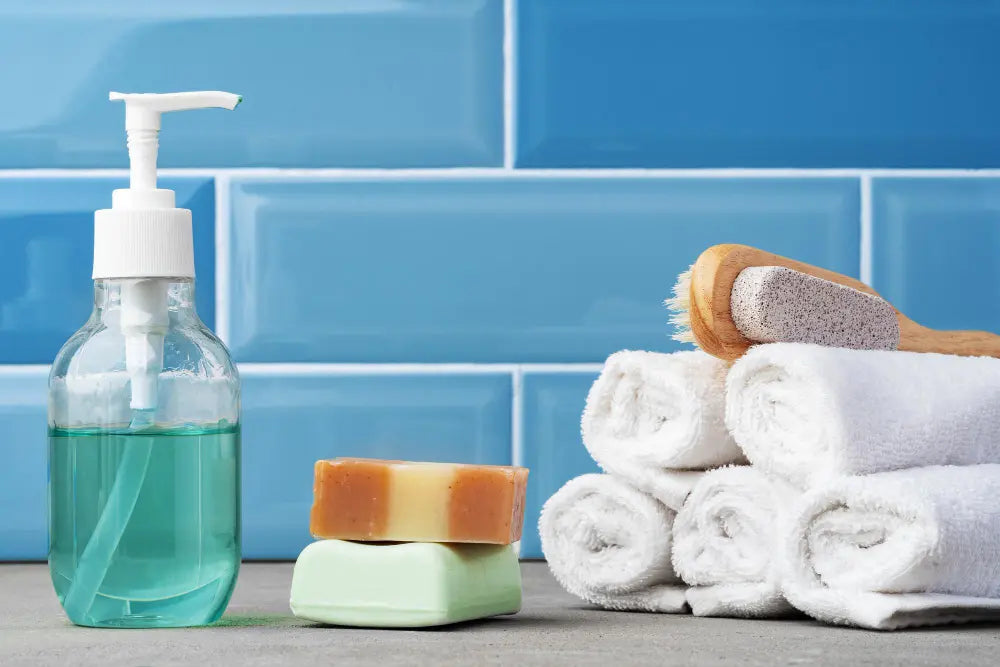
[2,562,1000,666]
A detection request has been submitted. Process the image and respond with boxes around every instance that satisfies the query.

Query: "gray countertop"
[3,562,1000,666]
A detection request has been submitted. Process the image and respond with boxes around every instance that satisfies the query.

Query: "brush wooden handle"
[689,243,1000,360]
[898,323,1000,357]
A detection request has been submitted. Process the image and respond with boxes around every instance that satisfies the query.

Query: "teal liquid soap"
[49,423,241,628]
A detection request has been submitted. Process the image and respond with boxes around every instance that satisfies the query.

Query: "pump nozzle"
[109,91,242,191]
[109,91,242,123]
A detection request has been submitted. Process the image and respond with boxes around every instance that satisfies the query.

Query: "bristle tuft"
[671,327,696,344]
[666,267,695,343]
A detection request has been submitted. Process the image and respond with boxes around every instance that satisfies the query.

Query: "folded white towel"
[672,466,798,618]
[783,465,1000,629]
[726,343,1000,487]
[539,474,687,613]
[582,350,744,507]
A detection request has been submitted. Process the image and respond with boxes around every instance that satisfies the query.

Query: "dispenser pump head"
[110,91,241,193]
[93,90,241,280]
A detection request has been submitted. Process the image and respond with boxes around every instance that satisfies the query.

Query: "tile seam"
[859,174,873,286]
[511,366,523,467]
[3,168,1000,179]
[0,363,605,375]
[0,365,51,375]
[503,0,517,169]
[214,174,232,345]
[236,363,605,375]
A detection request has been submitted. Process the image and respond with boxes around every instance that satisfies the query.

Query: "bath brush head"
[729,266,900,350]
[666,266,695,344]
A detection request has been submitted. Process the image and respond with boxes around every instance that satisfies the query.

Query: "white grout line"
[214,174,232,346]
[0,363,604,377]
[3,167,1000,180]
[236,362,604,376]
[0,365,50,376]
[859,174,873,286]
[0,169,130,178]
[0,362,607,376]
[238,363,518,375]
[849,169,1000,179]
[198,167,1000,179]
[0,168,215,179]
[0,362,605,376]
[519,363,604,373]
[510,366,523,467]
[502,0,517,170]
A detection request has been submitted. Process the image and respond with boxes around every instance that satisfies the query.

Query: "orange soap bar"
[310,458,529,544]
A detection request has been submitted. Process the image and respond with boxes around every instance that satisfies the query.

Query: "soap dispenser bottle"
[48,91,242,628]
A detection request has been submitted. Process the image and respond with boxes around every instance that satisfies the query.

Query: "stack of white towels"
[539,343,1000,630]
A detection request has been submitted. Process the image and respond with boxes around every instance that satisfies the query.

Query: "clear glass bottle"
[48,279,240,628]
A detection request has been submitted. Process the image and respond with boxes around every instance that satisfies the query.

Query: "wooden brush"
[666,243,1000,362]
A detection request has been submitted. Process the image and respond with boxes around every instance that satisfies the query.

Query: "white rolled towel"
[784,465,1000,629]
[726,343,1000,487]
[539,474,687,613]
[672,466,798,618]
[583,350,744,507]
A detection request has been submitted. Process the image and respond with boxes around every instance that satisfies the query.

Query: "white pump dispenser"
[94,91,241,410]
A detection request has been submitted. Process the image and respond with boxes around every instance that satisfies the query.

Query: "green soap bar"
[289,539,522,627]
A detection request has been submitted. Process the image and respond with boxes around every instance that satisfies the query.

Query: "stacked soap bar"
[310,458,529,543]
[290,540,523,628]
[291,458,529,628]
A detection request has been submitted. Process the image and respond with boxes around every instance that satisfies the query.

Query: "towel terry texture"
[783,464,1000,629]
[582,349,744,507]
[726,343,1000,487]
[539,474,687,613]
[672,466,799,618]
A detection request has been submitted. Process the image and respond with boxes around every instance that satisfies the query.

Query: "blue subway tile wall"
[871,178,1000,335]
[517,1,1000,168]
[0,1,502,168]
[0,370,48,560]
[0,3,996,561]
[0,178,215,363]
[520,372,602,559]
[228,177,860,363]
[241,371,512,558]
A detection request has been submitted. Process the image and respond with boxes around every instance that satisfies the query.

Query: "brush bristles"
[666,267,695,343]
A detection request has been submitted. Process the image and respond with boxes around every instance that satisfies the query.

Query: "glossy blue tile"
[228,177,860,363]
[520,372,600,559]
[0,178,215,364]
[0,1,501,168]
[872,178,1000,334]
[517,1,1000,168]
[0,370,48,560]
[241,371,512,559]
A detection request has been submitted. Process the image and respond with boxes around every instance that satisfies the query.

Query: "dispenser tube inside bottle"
[120,279,168,411]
